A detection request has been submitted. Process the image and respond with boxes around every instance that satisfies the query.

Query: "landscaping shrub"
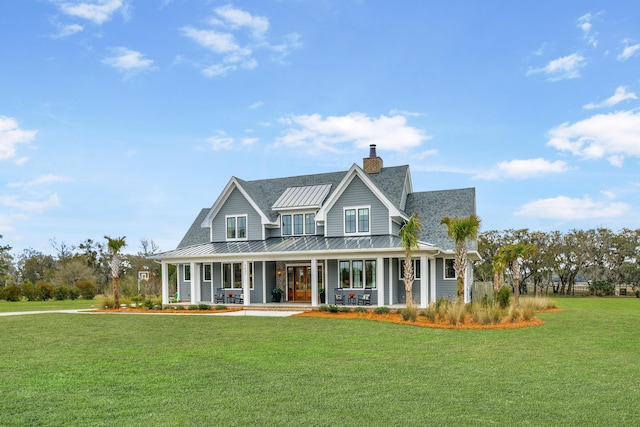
[354,306,367,314]
[100,295,115,308]
[318,304,329,312]
[174,305,185,310]
[214,305,227,310]
[521,306,535,321]
[143,299,154,310]
[328,305,339,313]
[497,286,512,309]
[374,306,390,314]
[338,306,350,313]
[37,281,54,301]
[2,284,22,301]
[68,287,79,300]
[508,305,521,322]
[400,304,418,322]
[188,305,199,311]
[198,304,211,310]
[21,282,40,301]
[423,304,437,322]
[54,285,71,301]
[519,296,557,310]
[447,302,466,325]
[589,281,615,297]
[636,289,640,298]
[76,280,97,300]
[471,302,502,325]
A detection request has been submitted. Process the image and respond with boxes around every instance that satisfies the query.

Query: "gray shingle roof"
[177,208,210,249]
[405,187,477,251]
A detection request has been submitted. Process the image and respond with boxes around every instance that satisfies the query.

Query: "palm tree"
[399,213,423,308]
[440,215,481,303]
[104,235,126,308]
[499,243,536,305]
[492,251,507,292]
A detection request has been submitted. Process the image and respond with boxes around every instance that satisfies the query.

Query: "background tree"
[440,214,481,303]
[0,235,13,287]
[499,243,536,305]
[104,236,126,308]
[399,213,422,307]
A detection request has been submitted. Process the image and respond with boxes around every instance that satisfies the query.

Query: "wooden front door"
[287,266,311,302]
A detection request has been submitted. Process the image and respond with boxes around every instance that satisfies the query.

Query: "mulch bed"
[293,309,560,329]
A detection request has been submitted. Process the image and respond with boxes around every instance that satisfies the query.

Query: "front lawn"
[0,299,97,312]
[0,298,638,426]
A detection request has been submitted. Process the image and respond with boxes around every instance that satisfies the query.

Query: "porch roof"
[151,235,437,261]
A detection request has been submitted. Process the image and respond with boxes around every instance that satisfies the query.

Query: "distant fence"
[472,282,493,302]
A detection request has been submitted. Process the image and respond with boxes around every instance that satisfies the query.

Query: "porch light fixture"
[277,269,283,277]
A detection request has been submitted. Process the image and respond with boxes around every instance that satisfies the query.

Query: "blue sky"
[2,0,640,255]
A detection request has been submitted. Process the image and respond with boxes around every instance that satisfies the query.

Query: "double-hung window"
[226,215,247,240]
[444,259,456,279]
[223,262,253,289]
[339,259,377,289]
[282,212,316,236]
[204,264,212,281]
[399,259,422,280]
[183,264,191,281]
[344,207,370,235]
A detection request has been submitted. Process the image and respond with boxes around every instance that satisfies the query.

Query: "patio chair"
[358,289,372,306]
[334,288,345,305]
[214,288,225,304]
[234,293,244,304]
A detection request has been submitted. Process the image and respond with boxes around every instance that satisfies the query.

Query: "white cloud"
[276,112,429,154]
[577,12,599,48]
[617,43,640,61]
[475,158,569,180]
[102,47,155,76]
[181,5,301,77]
[547,110,640,166]
[583,86,637,109]
[515,195,630,220]
[214,4,269,40]
[0,194,61,213]
[249,101,264,109]
[55,0,127,25]
[527,52,586,80]
[241,137,258,145]
[0,116,37,162]
[207,132,234,150]
[7,174,68,188]
[51,23,84,38]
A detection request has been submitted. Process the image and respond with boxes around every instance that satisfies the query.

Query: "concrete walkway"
[0,309,303,317]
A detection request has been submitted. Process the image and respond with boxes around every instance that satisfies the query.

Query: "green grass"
[0,299,97,312]
[0,298,639,426]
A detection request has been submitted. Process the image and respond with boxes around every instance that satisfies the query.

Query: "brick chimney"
[363,144,383,174]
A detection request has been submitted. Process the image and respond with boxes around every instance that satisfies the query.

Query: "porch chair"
[214,288,225,304]
[358,289,372,306]
[234,293,244,304]
[334,288,345,305]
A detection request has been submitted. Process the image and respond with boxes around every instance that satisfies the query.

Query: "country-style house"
[150,145,479,308]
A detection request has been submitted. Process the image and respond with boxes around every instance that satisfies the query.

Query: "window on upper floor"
[281,212,316,236]
[226,215,247,240]
[344,207,370,235]
[444,259,456,279]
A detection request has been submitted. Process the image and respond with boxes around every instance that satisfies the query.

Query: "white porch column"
[190,262,199,305]
[388,258,393,305]
[377,257,384,306]
[161,262,169,305]
[243,260,250,306]
[262,261,266,304]
[420,254,428,309]
[430,257,437,304]
[311,258,318,307]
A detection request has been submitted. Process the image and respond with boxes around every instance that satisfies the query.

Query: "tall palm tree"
[492,251,507,292]
[104,235,126,308]
[499,243,536,306]
[399,213,423,308]
[440,215,481,303]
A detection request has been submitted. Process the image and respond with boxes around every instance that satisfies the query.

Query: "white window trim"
[338,259,377,289]
[183,264,191,282]
[398,259,421,280]
[203,264,212,282]
[343,206,371,236]
[226,214,248,241]
[443,258,457,280]
[281,212,317,237]
[222,262,254,289]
